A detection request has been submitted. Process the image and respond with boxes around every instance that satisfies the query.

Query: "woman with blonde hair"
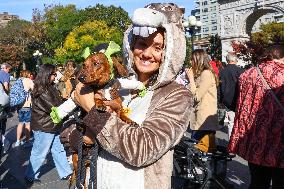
[15,70,34,147]
[186,49,219,152]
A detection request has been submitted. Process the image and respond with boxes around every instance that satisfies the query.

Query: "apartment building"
[252,12,284,32]
[192,0,283,39]
[0,12,19,28]
[192,0,219,39]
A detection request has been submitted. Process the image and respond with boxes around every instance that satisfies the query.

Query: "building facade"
[192,0,220,39]
[218,0,284,62]
[0,12,19,27]
[192,0,283,40]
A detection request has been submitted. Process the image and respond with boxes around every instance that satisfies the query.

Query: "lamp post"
[183,16,202,52]
[33,50,42,73]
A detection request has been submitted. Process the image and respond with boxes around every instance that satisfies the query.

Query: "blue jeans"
[25,131,72,179]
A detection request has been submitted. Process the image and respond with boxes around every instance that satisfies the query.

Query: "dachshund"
[66,51,139,189]
[78,52,135,125]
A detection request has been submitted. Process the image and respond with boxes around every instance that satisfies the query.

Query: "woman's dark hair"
[261,44,284,62]
[32,64,56,97]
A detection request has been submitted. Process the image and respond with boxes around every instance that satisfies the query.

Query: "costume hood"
[123,3,186,90]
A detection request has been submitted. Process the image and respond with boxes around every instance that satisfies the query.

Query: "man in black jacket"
[219,52,244,139]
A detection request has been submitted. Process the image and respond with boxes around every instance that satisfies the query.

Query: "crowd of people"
[0,3,283,189]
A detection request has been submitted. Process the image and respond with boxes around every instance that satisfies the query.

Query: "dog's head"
[78,52,128,87]
[78,53,111,87]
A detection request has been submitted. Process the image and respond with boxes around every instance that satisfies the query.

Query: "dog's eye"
[94,62,101,67]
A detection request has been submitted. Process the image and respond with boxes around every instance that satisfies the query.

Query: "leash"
[74,115,99,189]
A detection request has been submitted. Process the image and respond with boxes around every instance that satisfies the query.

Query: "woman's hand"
[103,100,121,113]
[72,82,96,112]
[185,68,194,80]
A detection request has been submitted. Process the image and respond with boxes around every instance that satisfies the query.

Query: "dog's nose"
[78,75,86,83]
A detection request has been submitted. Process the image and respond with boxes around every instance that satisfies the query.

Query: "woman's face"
[133,30,164,82]
[50,71,57,83]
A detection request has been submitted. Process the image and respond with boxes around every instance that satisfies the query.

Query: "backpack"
[0,82,9,119]
[0,82,9,107]
[9,78,28,108]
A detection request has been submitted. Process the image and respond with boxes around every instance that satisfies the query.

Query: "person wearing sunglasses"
[25,64,72,184]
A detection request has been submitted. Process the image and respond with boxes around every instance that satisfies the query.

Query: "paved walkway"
[0,113,250,189]
[0,114,70,189]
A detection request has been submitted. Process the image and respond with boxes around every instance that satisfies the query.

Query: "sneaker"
[22,141,33,148]
[25,176,41,184]
[67,155,73,164]
[61,174,72,180]
[14,140,21,147]
[2,138,11,154]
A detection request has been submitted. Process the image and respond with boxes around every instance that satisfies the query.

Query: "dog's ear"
[112,57,129,77]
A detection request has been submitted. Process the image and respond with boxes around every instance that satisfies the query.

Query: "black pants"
[249,162,284,189]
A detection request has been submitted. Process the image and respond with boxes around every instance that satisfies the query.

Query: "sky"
[0,0,195,21]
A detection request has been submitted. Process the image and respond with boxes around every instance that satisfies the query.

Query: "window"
[202,1,208,6]
[203,8,208,13]
[212,26,217,31]
[211,20,217,24]
[203,27,209,32]
[202,15,208,20]
[210,7,216,11]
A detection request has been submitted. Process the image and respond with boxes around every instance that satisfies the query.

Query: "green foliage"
[208,34,222,62]
[81,4,131,32]
[232,22,283,65]
[40,3,130,64]
[54,20,122,64]
[184,37,192,68]
[0,3,131,70]
[43,4,83,52]
[251,22,284,45]
[0,19,41,71]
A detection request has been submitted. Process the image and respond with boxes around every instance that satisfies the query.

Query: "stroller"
[173,136,235,189]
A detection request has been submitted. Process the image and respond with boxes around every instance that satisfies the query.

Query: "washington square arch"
[218,0,284,63]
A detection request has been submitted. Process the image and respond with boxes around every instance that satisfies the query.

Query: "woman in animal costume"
[73,3,193,189]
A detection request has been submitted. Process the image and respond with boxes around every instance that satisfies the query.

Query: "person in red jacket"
[228,44,284,189]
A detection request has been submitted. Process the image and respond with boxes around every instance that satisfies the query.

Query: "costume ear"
[112,57,128,77]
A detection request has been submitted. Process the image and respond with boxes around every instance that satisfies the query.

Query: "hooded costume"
[82,3,193,189]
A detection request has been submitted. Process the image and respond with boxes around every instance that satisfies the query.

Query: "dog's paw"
[95,104,107,112]
[95,98,106,112]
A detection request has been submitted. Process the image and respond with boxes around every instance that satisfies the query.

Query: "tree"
[207,34,222,62]
[43,4,83,53]
[0,19,42,71]
[251,22,284,46]
[0,45,23,68]
[36,3,130,64]
[81,4,131,32]
[54,20,122,64]
[231,22,283,65]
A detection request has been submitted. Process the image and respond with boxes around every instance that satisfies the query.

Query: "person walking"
[185,49,219,153]
[70,3,193,189]
[228,44,284,189]
[14,70,34,147]
[219,52,244,138]
[0,63,12,154]
[25,64,72,183]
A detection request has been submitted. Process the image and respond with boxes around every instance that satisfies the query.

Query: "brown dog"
[78,52,134,125]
